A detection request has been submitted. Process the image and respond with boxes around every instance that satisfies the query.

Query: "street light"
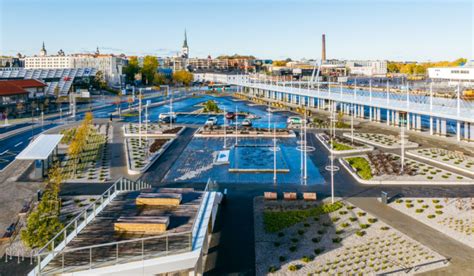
[326,104,340,204]
[400,111,407,173]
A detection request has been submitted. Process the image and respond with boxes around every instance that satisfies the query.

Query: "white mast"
[223,107,227,149]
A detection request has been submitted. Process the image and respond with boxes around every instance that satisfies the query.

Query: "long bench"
[114,216,170,234]
[136,193,182,206]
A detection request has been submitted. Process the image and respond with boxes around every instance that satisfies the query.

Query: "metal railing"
[228,79,474,123]
[29,177,151,276]
[39,231,192,275]
[30,178,216,276]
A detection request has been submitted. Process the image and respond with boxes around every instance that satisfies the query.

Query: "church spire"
[40,41,47,56]
[183,29,188,48]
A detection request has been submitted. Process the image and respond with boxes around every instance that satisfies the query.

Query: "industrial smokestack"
[322,34,326,62]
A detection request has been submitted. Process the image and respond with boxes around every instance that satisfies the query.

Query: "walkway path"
[348,197,474,275]
[140,126,197,185]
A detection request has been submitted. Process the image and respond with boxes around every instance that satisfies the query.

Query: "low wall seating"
[136,193,182,206]
[114,216,170,234]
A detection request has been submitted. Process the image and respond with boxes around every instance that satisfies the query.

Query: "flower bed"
[123,123,184,138]
[342,152,473,185]
[254,198,447,275]
[195,126,295,138]
[388,197,474,248]
[316,133,374,155]
[125,137,173,174]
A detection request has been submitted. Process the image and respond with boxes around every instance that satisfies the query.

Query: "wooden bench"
[283,192,297,200]
[114,216,169,234]
[303,192,317,201]
[264,192,277,200]
[136,193,182,206]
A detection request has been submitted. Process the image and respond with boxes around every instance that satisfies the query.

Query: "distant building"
[24,43,126,86]
[345,60,387,77]
[0,56,24,68]
[428,62,474,83]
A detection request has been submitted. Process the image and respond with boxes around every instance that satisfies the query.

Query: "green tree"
[94,70,107,89]
[141,56,159,85]
[123,56,140,83]
[152,72,167,85]
[21,164,64,249]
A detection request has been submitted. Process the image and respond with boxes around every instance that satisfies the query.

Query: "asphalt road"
[0,123,58,170]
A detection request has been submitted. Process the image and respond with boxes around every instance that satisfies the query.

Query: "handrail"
[189,178,212,238]
[36,177,122,255]
[34,230,192,257]
[30,178,212,276]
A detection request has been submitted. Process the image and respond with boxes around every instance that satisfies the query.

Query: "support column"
[457,121,461,141]
[464,122,469,140]
[369,107,373,121]
[386,110,390,126]
[377,108,381,122]
[470,123,474,141]
[436,118,440,135]
[429,117,433,135]
[406,113,411,130]
[440,119,447,136]
[416,115,421,131]
[395,111,399,126]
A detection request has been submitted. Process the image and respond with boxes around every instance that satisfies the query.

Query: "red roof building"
[0,80,47,108]
[0,81,29,96]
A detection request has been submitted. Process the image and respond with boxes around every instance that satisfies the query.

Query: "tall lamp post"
[138,88,143,147]
[326,105,340,204]
[400,111,407,172]
[223,107,227,149]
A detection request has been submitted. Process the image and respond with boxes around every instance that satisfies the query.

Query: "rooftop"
[16,134,63,160]
[0,81,29,96]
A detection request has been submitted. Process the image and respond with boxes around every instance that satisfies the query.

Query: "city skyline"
[1,0,473,61]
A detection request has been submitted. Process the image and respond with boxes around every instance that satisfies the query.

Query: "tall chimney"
[322,34,326,62]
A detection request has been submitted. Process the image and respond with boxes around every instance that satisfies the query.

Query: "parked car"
[287,116,303,125]
[205,117,218,126]
[159,113,176,123]
[241,119,252,127]
[225,112,236,120]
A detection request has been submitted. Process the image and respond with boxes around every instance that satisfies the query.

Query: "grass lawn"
[263,201,344,232]
[331,141,354,151]
[347,157,373,180]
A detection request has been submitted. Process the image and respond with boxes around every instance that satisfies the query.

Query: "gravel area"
[254,197,448,275]
[343,132,419,149]
[388,197,474,249]
[407,148,474,176]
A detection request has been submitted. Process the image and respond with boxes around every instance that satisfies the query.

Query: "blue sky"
[0,0,472,61]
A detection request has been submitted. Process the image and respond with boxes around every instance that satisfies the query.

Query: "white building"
[428,62,474,84]
[346,60,387,76]
[24,44,126,86]
[194,72,248,83]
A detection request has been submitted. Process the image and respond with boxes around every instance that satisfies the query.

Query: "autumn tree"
[172,70,193,86]
[141,56,159,85]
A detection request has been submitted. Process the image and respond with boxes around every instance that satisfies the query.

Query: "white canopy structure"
[16,134,63,160]
[16,134,63,178]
